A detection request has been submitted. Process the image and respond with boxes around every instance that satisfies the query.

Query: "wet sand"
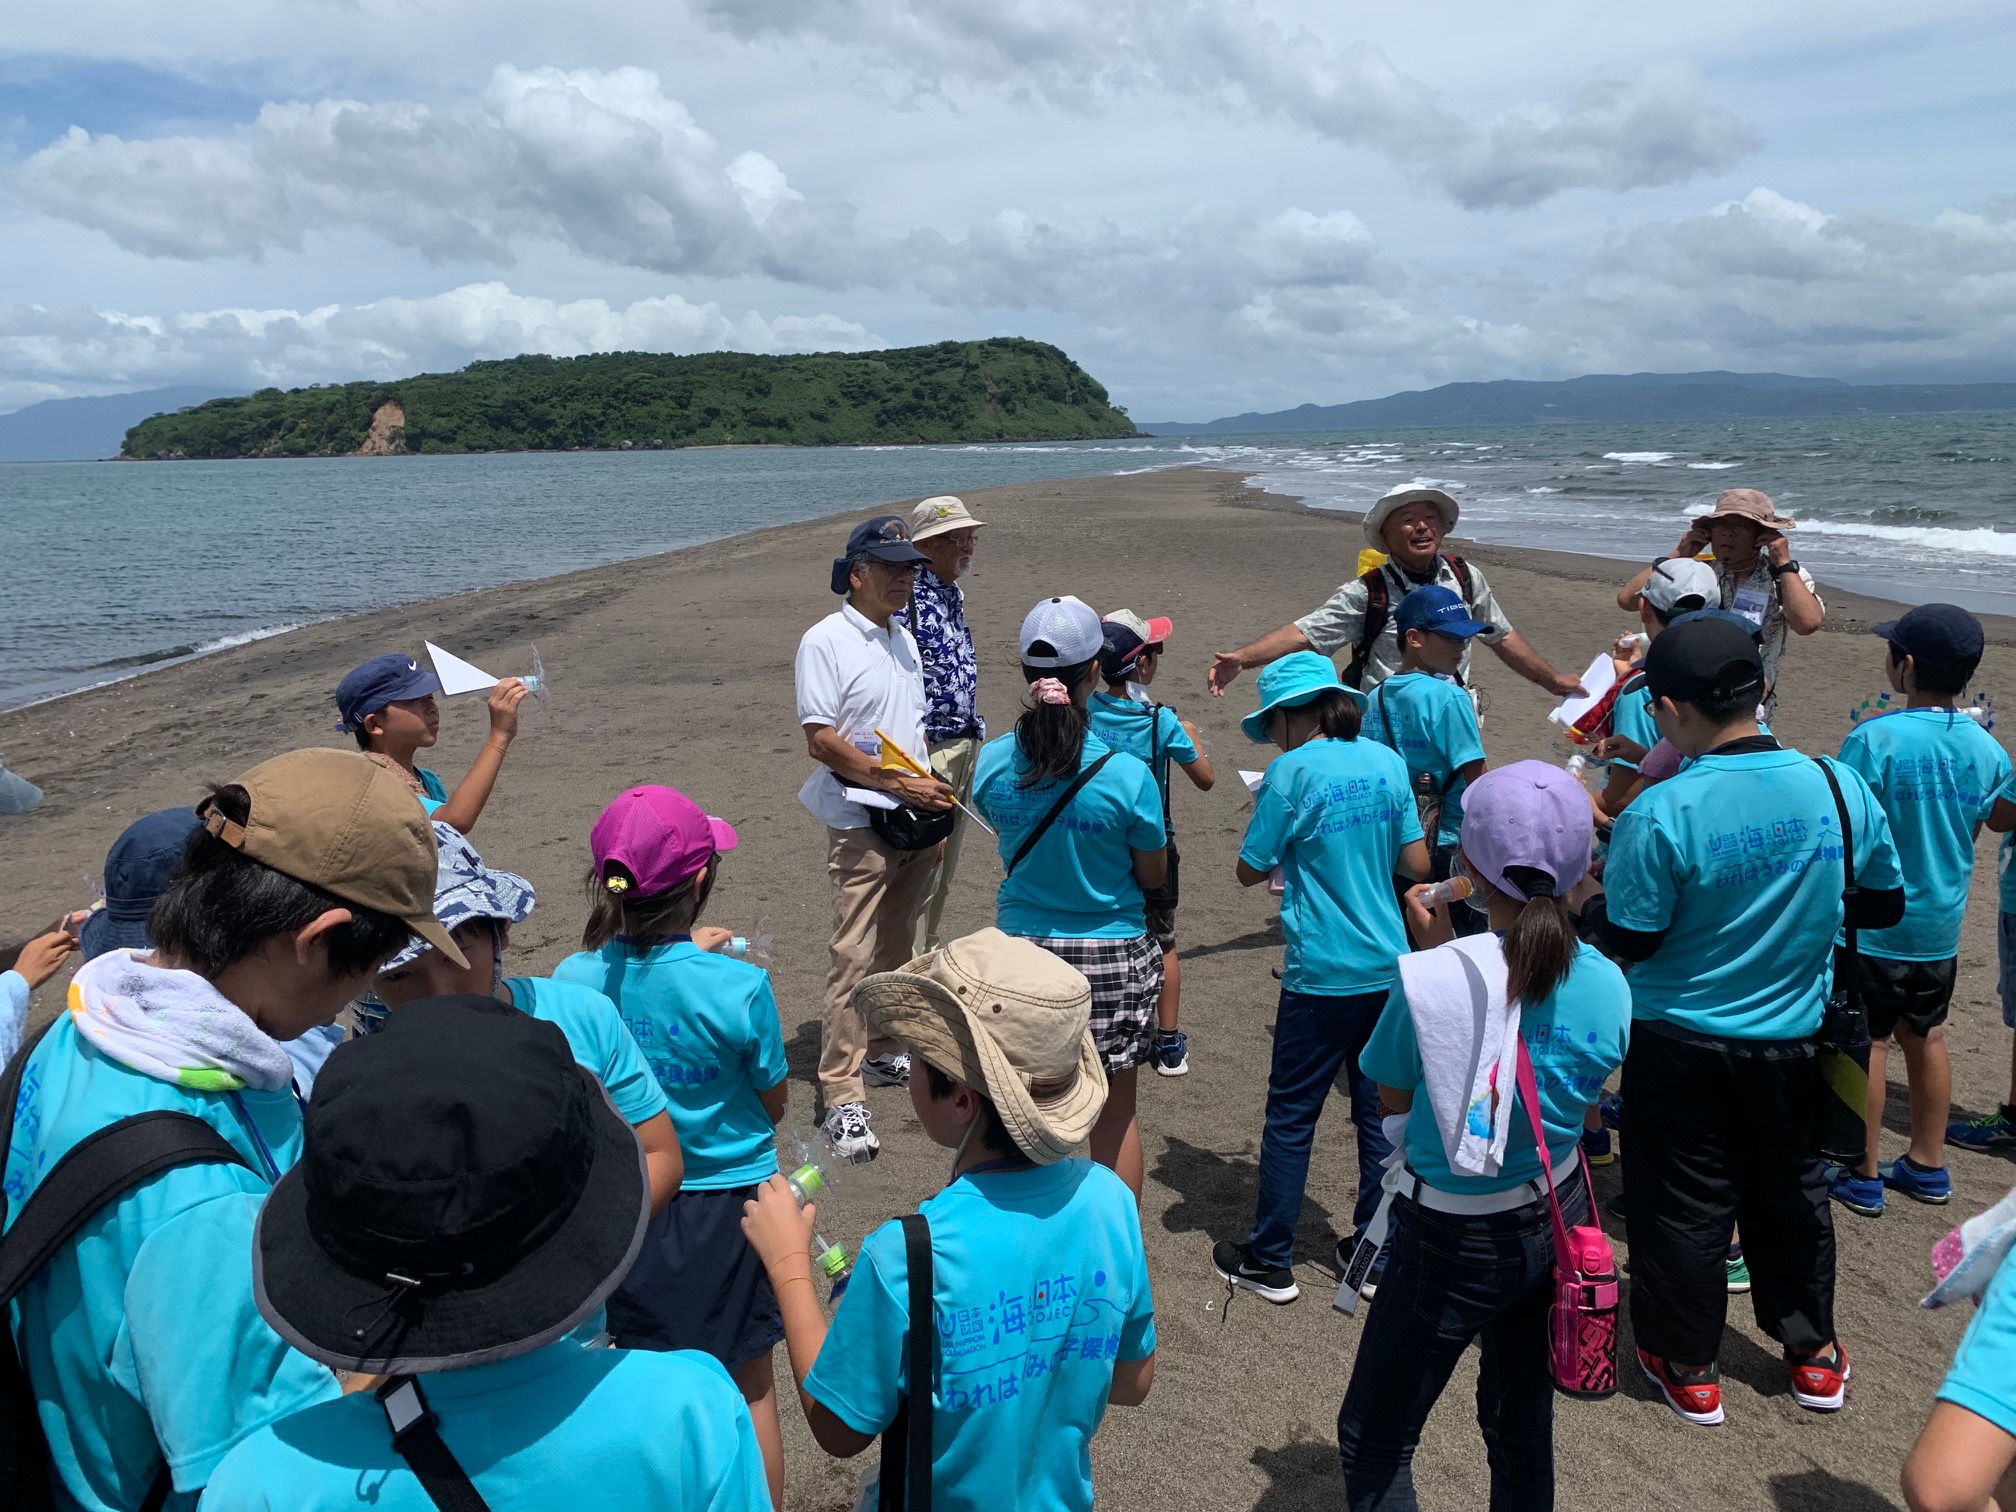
[4,466,2012,1511]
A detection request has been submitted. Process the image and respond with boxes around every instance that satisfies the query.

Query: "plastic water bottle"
[1268,865,1286,896]
[1565,752,1591,784]
[728,917,773,968]
[1418,874,1473,908]
[786,1131,854,1296]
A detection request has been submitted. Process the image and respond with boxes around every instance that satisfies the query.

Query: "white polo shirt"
[795,602,930,830]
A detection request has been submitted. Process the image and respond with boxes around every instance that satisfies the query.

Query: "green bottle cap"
[790,1162,824,1198]
[815,1243,848,1279]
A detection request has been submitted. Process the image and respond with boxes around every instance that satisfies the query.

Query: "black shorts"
[1854,954,1958,1040]
[606,1184,783,1369]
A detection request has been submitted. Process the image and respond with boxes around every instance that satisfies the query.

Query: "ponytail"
[1014,656,1094,786]
[1500,863,1577,1006]
[580,860,714,952]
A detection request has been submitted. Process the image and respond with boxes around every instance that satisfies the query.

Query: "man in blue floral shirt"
[904,494,988,952]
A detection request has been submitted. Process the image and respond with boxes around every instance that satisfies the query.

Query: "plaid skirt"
[1019,933,1163,1074]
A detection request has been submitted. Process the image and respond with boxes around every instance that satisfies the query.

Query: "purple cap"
[1459,760,1593,903]
[590,786,739,897]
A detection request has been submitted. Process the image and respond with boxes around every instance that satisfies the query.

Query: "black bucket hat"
[253,995,649,1375]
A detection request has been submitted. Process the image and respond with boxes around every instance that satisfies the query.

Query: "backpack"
[0,1019,251,1512]
[1341,554,1480,691]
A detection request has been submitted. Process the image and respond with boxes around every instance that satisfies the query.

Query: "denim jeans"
[1246,987,1392,1268]
[1335,1182,1588,1512]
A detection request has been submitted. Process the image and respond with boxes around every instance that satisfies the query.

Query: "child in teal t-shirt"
[332,651,528,833]
[1951,767,2016,1152]
[1088,608,1217,1079]
[558,784,790,1508]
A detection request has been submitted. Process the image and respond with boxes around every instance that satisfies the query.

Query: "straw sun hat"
[852,929,1109,1164]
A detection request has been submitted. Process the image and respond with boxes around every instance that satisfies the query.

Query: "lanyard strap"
[379,1376,496,1512]
[1512,1040,1576,1271]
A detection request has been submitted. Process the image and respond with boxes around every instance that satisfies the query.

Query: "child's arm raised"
[434,679,530,834]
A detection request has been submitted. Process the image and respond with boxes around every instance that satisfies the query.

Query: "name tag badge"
[1732,580,1770,627]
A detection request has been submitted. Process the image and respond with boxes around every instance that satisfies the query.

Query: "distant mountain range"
[1142,371,2016,434]
[0,386,244,462]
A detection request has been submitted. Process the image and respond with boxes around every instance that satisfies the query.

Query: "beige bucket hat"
[1695,487,1795,532]
[1363,485,1460,550]
[909,495,988,543]
[852,928,1108,1164]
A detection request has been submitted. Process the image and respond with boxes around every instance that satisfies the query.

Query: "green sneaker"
[1725,1245,1752,1295]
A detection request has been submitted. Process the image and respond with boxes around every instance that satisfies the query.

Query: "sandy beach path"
[5,466,2012,1511]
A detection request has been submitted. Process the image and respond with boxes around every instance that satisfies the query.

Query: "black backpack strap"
[878,1215,933,1512]
[1005,753,1117,877]
[1816,757,1860,989]
[1341,568,1391,691]
[1146,705,1172,827]
[379,1377,495,1512]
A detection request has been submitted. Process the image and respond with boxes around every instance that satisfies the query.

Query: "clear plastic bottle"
[1418,874,1473,908]
[728,916,774,967]
[1565,752,1591,783]
[786,1131,853,1297]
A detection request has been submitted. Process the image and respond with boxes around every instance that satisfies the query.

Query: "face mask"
[1458,857,1492,915]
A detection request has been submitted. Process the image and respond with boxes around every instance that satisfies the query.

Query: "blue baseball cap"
[334,654,443,733]
[1873,603,1984,672]
[1396,584,1492,640]
[81,806,204,960]
[1242,651,1366,742]
[830,514,929,595]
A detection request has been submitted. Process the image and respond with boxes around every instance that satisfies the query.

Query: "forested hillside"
[120,339,1134,458]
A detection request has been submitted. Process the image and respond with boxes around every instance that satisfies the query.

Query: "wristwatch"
[1768,559,1802,579]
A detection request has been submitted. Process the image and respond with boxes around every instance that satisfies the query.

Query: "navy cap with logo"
[1645,615,1765,704]
[333,654,443,734]
[831,514,930,595]
[1872,603,1985,678]
[1396,584,1493,640]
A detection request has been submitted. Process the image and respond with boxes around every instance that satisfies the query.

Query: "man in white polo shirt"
[795,515,955,1160]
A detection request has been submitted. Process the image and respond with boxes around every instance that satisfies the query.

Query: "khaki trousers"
[820,824,940,1107]
[913,734,983,956]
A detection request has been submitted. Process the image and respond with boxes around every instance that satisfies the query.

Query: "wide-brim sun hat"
[909,495,988,543]
[254,996,649,1375]
[852,928,1108,1164]
[1694,487,1795,533]
[1241,650,1365,743]
[379,822,536,972]
[79,909,149,963]
[1363,486,1460,550]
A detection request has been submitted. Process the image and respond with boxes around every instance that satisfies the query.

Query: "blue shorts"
[2001,912,2016,1030]
[607,1184,783,1369]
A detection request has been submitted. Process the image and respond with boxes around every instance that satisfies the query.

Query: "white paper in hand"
[1546,653,1617,729]
[426,641,501,697]
[1239,769,1267,795]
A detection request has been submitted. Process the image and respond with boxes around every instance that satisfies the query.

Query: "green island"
[118,338,1134,459]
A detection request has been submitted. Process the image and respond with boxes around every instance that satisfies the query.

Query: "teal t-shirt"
[1937,1250,2016,1439]
[200,1339,769,1512]
[502,977,671,1127]
[1609,677,1657,773]
[1604,747,1903,1039]
[1364,671,1486,847]
[1086,693,1197,807]
[1238,736,1422,996]
[1838,710,2011,961]
[2001,768,2016,915]
[553,941,786,1189]
[4,1021,339,1511]
[1361,942,1631,1195]
[416,766,447,815]
[804,1160,1154,1512]
[972,731,1166,939]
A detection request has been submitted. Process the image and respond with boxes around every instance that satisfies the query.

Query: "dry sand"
[6,466,2014,1511]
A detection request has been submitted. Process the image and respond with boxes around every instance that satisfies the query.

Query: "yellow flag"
[1357,547,1390,577]
[875,729,933,778]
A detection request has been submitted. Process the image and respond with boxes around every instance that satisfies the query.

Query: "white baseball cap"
[1642,556,1720,615]
[1019,596,1105,668]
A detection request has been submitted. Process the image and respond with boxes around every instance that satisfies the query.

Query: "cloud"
[692,0,1759,208]
[0,281,878,409]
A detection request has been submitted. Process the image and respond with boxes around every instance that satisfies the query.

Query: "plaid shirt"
[901,567,984,743]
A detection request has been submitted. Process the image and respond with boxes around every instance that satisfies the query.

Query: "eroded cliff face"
[353,399,406,455]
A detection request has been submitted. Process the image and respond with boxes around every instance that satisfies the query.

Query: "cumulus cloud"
[0,282,878,409]
[692,0,1758,208]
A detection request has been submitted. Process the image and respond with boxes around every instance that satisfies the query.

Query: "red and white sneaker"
[1638,1349,1725,1425]
[1787,1341,1850,1412]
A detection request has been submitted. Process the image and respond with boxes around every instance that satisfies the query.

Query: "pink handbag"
[1515,1041,1619,1398]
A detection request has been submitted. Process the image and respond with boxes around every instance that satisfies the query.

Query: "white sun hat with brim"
[1363,485,1460,550]
[851,928,1109,1165]
[909,495,988,543]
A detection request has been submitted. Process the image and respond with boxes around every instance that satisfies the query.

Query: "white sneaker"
[823,1102,880,1163]
[863,1053,912,1088]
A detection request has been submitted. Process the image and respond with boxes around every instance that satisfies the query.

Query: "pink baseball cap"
[1459,760,1592,903]
[590,786,738,896]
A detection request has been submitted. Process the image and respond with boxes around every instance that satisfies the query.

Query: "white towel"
[1396,934,1520,1179]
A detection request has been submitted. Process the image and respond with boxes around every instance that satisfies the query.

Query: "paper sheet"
[1240,769,1266,794]
[426,641,502,697]
[842,787,902,811]
[1546,653,1618,729]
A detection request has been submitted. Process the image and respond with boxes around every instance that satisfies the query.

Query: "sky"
[1,1,2012,419]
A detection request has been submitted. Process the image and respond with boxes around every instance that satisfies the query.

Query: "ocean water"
[0,412,2010,709]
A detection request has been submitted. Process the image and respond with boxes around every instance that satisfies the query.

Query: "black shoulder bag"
[870,599,959,853]
[1004,753,1116,877]
[0,1019,251,1512]
[1139,706,1179,914]
[1813,757,1873,1165]
[377,1377,494,1512]
[877,1214,934,1512]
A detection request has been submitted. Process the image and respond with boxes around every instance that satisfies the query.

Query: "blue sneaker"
[1948,1107,2016,1152]
[1152,1029,1189,1078]
[1598,1090,1623,1132]
[1883,1156,1952,1206]
[1580,1125,1615,1167]
[1828,1167,1885,1217]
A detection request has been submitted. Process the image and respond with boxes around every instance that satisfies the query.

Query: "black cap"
[253,996,648,1375]
[831,514,929,594]
[1644,615,1765,704]
[1872,603,1984,672]
[1098,621,1149,681]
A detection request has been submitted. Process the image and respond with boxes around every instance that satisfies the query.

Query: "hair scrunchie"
[1029,677,1072,706]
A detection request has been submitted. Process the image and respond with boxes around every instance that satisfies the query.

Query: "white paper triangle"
[425,641,501,697]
